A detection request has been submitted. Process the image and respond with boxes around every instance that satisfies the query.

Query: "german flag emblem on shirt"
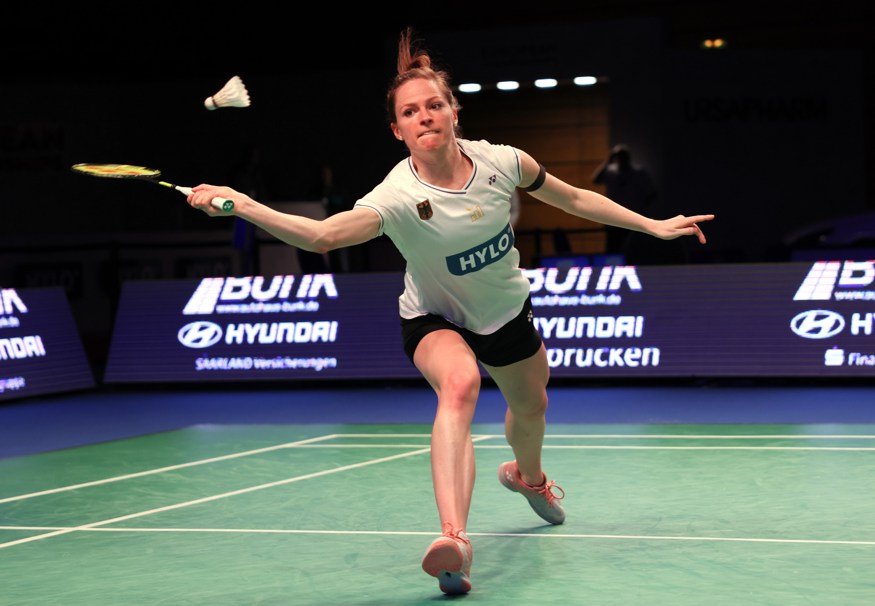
[417,200,433,220]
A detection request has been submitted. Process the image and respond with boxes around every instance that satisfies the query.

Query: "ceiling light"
[457,83,482,93]
[573,76,597,86]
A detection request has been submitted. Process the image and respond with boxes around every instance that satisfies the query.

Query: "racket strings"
[72,163,161,178]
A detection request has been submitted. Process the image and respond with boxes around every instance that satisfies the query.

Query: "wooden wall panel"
[459,84,612,266]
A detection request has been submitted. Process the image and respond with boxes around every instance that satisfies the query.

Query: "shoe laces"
[534,480,565,507]
[441,522,470,544]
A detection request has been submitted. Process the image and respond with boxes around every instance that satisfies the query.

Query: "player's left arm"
[517,149,713,243]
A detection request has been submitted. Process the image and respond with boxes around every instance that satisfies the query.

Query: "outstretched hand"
[651,214,715,245]
[187,184,243,216]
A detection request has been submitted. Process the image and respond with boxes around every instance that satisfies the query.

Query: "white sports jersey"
[355,138,532,334]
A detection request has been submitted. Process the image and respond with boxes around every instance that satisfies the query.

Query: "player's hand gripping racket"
[71,163,234,212]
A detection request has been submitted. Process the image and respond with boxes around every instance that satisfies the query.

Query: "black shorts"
[401,296,543,367]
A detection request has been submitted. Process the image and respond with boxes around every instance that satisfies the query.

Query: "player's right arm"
[188,184,381,253]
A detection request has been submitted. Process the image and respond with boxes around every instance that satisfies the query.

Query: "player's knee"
[439,368,481,406]
[510,391,548,418]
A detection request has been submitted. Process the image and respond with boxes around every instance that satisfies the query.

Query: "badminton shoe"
[421,522,473,595]
[498,460,566,525]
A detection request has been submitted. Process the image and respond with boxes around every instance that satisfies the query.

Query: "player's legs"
[413,329,481,532]
[481,343,550,486]
[484,344,565,525]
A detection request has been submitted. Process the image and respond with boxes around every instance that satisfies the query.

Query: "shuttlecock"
[204,75,251,110]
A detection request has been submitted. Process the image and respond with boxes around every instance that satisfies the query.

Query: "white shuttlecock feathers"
[204,75,251,110]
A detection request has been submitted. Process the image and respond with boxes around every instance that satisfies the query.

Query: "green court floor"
[2,423,874,605]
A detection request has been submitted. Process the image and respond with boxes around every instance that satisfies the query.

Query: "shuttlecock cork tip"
[204,75,251,110]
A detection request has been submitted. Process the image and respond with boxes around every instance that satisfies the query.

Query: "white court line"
[346,433,875,439]
[1,526,873,547]
[4,433,873,505]
[293,444,875,451]
[0,435,495,550]
[0,447,428,549]
[0,434,341,504]
[532,434,875,439]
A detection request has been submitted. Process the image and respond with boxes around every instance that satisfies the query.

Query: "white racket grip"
[175,186,234,212]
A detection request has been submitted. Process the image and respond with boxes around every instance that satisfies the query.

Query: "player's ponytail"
[386,27,461,130]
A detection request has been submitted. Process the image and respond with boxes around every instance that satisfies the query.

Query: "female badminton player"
[186,27,715,596]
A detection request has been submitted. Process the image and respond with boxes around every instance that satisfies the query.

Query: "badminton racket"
[70,163,234,212]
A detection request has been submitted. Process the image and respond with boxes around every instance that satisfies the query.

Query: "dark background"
[2,1,874,371]
[3,1,873,248]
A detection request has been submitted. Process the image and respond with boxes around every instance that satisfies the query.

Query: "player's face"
[392,78,457,154]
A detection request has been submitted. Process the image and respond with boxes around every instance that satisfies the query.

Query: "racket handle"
[175,186,234,212]
[210,197,235,212]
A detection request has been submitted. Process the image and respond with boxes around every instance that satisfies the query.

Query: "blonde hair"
[386,27,461,132]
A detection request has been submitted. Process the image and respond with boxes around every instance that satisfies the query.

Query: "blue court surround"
[2,380,874,459]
